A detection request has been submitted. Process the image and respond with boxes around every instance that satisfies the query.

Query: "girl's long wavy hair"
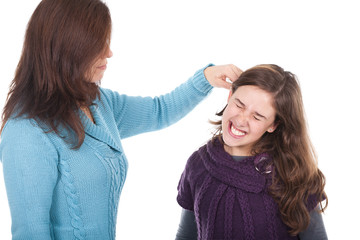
[212,64,328,235]
[1,0,112,148]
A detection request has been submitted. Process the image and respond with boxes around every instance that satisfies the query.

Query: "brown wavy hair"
[1,0,112,148]
[212,64,328,235]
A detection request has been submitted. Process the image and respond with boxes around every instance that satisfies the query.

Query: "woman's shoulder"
[97,87,129,110]
[98,87,116,105]
[2,117,43,136]
[1,117,56,155]
[98,87,125,103]
[99,87,114,97]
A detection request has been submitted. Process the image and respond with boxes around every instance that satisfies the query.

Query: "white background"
[1,0,359,239]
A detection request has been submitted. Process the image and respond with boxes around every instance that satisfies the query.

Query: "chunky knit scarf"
[177,139,298,240]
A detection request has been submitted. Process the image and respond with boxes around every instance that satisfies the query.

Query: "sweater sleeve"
[0,118,58,239]
[177,150,202,211]
[100,65,213,139]
[177,170,194,211]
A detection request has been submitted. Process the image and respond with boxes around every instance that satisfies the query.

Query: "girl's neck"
[224,144,252,157]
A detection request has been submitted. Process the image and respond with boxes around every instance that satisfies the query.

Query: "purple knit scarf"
[189,139,297,240]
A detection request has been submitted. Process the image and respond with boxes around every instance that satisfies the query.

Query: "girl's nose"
[235,110,249,126]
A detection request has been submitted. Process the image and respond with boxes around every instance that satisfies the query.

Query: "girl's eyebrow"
[235,98,245,107]
[255,111,267,120]
[235,98,267,120]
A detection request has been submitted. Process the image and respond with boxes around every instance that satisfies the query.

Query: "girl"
[0,0,241,239]
[176,64,328,240]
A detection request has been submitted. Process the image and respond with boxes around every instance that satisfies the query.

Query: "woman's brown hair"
[212,64,328,235]
[1,0,112,148]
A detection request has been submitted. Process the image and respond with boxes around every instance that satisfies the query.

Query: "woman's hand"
[204,64,242,89]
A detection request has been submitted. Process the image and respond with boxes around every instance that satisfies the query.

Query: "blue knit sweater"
[0,66,213,240]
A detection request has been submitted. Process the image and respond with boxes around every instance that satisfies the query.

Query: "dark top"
[176,140,327,240]
[175,208,328,240]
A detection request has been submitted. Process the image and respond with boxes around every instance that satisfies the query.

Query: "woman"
[176,64,328,239]
[0,0,241,239]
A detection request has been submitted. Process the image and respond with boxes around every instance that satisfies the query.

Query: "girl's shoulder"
[182,143,208,173]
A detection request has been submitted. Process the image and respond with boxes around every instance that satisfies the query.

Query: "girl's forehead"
[233,85,271,99]
[232,86,276,115]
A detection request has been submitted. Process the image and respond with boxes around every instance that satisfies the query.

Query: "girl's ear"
[227,90,233,103]
[267,122,278,133]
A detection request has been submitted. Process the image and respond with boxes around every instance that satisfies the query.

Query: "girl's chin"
[223,138,252,156]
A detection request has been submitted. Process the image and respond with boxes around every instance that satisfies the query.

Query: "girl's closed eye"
[234,99,244,109]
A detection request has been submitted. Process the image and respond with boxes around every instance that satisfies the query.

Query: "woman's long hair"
[1,0,112,148]
[212,64,328,235]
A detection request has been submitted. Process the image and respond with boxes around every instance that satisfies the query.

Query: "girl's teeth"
[231,125,245,136]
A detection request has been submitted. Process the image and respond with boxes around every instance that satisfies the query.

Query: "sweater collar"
[200,139,272,193]
[80,105,122,152]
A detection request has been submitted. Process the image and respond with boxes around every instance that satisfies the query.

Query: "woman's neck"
[81,106,94,123]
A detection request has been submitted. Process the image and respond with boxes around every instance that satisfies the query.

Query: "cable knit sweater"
[177,139,318,240]
[0,66,213,240]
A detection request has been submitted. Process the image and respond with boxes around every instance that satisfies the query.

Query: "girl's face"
[89,47,113,83]
[222,85,277,156]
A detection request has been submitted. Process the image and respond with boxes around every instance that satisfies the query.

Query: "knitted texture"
[58,156,86,240]
[0,66,213,240]
[177,139,299,240]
